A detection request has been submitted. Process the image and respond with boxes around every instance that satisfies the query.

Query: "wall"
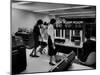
[12,8,52,34]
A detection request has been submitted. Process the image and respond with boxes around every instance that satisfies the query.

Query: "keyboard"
[49,51,76,72]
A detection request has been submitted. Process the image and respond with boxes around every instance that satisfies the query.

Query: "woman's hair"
[50,18,56,24]
[36,19,43,26]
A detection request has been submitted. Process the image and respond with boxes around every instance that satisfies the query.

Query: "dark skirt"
[48,35,57,56]
[48,46,57,56]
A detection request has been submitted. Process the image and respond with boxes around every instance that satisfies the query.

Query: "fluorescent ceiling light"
[12,1,32,4]
[35,6,90,12]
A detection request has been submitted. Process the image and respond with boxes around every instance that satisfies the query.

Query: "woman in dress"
[30,19,43,57]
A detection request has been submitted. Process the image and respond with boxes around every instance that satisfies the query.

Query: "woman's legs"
[30,46,39,57]
[49,56,55,65]
[49,55,57,65]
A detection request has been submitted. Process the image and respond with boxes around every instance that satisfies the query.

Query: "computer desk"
[55,42,83,59]
[55,42,83,48]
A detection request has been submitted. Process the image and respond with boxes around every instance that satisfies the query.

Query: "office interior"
[12,0,96,74]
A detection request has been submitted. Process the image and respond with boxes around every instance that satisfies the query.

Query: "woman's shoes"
[30,54,39,57]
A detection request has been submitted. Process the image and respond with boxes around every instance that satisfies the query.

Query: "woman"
[39,22,48,54]
[30,19,43,57]
[48,18,57,65]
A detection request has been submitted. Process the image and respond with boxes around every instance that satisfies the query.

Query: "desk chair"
[79,52,96,68]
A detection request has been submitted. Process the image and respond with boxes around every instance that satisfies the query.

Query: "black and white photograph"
[11,0,96,74]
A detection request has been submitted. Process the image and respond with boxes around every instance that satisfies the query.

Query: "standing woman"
[39,22,48,54]
[30,19,43,57]
[48,18,57,65]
